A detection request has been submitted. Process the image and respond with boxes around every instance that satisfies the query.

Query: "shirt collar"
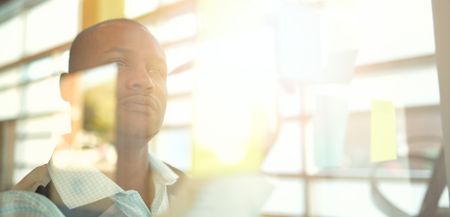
[148,151,179,186]
[48,150,123,209]
[47,150,178,209]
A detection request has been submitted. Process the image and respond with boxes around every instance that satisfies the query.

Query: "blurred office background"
[0,0,444,216]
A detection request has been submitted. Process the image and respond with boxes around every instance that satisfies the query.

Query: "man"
[12,19,184,216]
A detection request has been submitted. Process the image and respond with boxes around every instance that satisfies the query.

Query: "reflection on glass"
[164,97,193,126]
[261,121,302,174]
[0,0,447,216]
[25,0,79,54]
[355,0,434,64]
[60,64,117,151]
[165,44,197,75]
[0,67,22,88]
[167,68,195,95]
[0,87,21,119]
[147,13,197,45]
[26,57,55,81]
[125,0,159,18]
[0,16,24,65]
[24,76,64,115]
[262,178,304,216]
[82,79,116,147]
[152,129,192,171]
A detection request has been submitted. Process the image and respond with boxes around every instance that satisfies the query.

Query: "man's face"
[73,22,168,140]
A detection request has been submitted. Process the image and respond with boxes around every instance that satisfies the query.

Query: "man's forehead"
[70,19,166,71]
[91,20,150,35]
[88,21,157,46]
[105,46,166,62]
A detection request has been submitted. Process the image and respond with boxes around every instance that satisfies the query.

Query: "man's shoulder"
[12,162,188,197]
[12,164,50,192]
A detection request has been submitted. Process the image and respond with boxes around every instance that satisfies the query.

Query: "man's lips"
[119,95,156,113]
[120,95,152,105]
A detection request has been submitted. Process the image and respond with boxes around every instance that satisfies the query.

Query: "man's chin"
[122,104,152,115]
[116,110,164,140]
[116,125,160,140]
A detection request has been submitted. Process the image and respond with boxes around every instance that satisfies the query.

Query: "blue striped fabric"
[0,191,65,217]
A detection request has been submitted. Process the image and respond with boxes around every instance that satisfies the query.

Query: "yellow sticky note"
[371,100,397,162]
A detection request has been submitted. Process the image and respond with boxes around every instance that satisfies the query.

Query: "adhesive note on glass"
[371,100,397,162]
[314,95,348,168]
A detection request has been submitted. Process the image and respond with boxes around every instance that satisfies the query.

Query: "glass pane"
[0,16,24,65]
[278,83,302,118]
[147,13,197,45]
[151,128,192,171]
[309,179,384,216]
[55,49,70,73]
[25,0,79,54]
[356,0,435,64]
[262,177,303,216]
[13,167,35,184]
[25,57,58,80]
[125,0,158,18]
[309,179,431,217]
[165,43,197,94]
[14,136,55,183]
[0,0,443,216]
[164,97,193,126]
[0,67,22,88]
[23,75,65,115]
[167,69,195,95]
[0,87,21,120]
[160,0,183,7]
[125,0,185,18]
[348,65,439,111]
[16,115,59,135]
[261,121,302,174]
[14,137,55,167]
[165,43,197,75]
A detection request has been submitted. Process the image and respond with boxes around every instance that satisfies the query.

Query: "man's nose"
[126,67,154,91]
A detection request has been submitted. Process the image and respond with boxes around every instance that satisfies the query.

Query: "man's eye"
[147,68,157,74]
[148,68,166,79]
[111,59,127,67]
[116,60,127,67]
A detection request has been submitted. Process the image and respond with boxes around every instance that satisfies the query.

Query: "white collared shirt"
[12,151,179,216]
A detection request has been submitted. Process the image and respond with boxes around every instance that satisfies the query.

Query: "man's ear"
[59,72,71,102]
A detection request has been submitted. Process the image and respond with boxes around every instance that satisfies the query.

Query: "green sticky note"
[371,100,397,162]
